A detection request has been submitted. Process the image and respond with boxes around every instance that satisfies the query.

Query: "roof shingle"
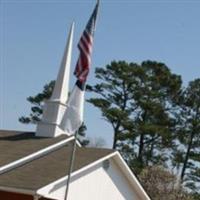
[0,130,69,167]
[0,130,114,191]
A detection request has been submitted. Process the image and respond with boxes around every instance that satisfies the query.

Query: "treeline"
[20,60,200,199]
[87,61,200,198]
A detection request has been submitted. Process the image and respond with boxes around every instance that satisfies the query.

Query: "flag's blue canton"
[86,2,99,36]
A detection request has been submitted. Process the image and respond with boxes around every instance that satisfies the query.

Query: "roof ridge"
[81,146,115,152]
[0,129,34,133]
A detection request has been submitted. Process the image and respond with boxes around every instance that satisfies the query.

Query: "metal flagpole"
[64,130,79,200]
[63,1,100,199]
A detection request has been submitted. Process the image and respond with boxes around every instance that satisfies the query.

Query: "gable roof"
[0,130,150,200]
[0,130,69,167]
[0,130,114,191]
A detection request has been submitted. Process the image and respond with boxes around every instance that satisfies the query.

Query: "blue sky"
[1,0,200,147]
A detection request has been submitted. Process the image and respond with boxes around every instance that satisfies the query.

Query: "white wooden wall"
[37,159,141,200]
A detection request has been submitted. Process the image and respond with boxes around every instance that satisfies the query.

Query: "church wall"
[37,158,141,200]
[0,190,52,200]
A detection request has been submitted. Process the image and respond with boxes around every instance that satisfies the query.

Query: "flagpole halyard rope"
[64,130,79,200]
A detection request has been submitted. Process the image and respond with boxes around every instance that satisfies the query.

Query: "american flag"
[74,1,99,84]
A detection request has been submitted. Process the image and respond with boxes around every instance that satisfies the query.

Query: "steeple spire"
[36,23,74,137]
[51,23,74,102]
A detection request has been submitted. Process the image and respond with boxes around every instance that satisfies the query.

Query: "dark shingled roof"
[0,130,115,191]
[0,130,69,167]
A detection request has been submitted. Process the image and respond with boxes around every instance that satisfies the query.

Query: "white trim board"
[0,136,74,175]
[114,152,151,200]
[0,186,35,196]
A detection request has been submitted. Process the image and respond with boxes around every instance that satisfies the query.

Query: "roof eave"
[113,152,151,200]
[0,185,36,196]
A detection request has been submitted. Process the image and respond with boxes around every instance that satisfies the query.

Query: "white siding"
[37,159,141,200]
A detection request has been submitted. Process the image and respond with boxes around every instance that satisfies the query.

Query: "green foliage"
[77,123,89,146]
[173,79,200,192]
[88,60,182,172]
[88,60,200,193]
[20,60,200,195]
[19,80,55,124]
[191,193,200,200]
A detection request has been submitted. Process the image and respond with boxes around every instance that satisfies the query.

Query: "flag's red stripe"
[83,30,93,45]
[81,35,92,53]
[79,37,92,55]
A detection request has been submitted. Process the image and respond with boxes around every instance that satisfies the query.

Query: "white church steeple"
[50,23,74,102]
[36,23,74,137]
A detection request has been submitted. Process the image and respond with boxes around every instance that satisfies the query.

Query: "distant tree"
[139,166,194,200]
[173,79,200,192]
[87,60,182,171]
[19,80,89,146]
[19,81,55,124]
[191,193,200,200]
[88,137,106,148]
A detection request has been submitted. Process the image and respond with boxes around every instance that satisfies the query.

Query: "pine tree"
[87,60,182,171]
[19,81,55,124]
[87,61,137,150]
[173,79,200,192]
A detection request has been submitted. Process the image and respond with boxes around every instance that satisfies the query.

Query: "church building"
[0,3,151,200]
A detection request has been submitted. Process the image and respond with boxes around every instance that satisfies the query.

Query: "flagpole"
[63,1,100,198]
[64,130,79,200]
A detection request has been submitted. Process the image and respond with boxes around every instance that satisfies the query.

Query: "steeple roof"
[51,23,74,103]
